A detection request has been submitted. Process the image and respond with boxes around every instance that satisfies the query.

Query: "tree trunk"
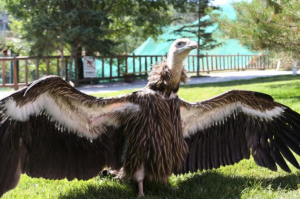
[196,0,201,76]
[60,39,65,78]
[76,47,84,80]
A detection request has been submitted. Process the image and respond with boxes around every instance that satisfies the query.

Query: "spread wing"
[0,76,140,197]
[178,90,300,174]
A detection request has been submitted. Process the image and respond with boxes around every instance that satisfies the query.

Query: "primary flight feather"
[0,38,300,197]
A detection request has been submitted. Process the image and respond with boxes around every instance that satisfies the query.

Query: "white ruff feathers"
[4,92,140,139]
[181,102,285,137]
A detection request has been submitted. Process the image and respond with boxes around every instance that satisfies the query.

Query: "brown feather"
[146,59,189,97]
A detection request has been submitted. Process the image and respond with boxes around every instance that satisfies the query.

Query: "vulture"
[0,38,300,198]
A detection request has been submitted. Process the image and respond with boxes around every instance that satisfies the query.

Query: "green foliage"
[2,75,300,199]
[0,0,18,45]
[171,0,220,76]
[172,0,220,52]
[213,0,300,58]
[0,0,5,11]
[5,0,190,56]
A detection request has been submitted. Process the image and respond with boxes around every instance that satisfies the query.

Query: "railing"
[0,56,71,90]
[0,54,275,90]
[78,55,165,83]
[186,54,272,73]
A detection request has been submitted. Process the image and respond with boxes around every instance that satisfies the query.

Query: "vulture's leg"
[138,181,144,198]
[135,164,145,198]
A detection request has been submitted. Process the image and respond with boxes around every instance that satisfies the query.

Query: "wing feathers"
[216,127,224,167]
[196,135,203,171]
[188,139,197,172]
[0,76,140,196]
[212,128,219,168]
[274,137,300,169]
[179,90,300,174]
[2,76,140,139]
[279,129,300,156]
[227,120,236,164]
[269,141,291,172]
[233,117,243,161]
[0,120,23,197]
[21,114,113,180]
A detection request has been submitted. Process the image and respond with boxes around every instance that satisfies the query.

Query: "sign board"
[83,56,96,78]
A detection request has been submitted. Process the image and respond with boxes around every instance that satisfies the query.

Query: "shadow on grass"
[58,171,300,199]
[182,75,300,89]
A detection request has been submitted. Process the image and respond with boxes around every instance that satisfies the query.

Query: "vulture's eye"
[176,42,185,47]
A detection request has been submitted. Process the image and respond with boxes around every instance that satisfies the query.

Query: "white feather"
[182,102,285,137]
[4,92,140,139]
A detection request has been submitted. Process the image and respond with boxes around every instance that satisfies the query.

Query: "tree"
[172,0,220,76]
[6,0,187,79]
[212,0,300,58]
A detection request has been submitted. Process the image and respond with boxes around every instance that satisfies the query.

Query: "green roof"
[95,4,259,78]
[132,4,257,56]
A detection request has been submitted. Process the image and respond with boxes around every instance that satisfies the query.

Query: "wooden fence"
[0,54,275,90]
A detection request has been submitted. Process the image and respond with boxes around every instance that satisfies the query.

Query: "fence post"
[201,55,204,72]
[110,57,113,78]
[192,56,195,72]
[133,53,135,73]
[65,57,68,81]
[144,56,147,75]
[13,56,18,90]
[211,55,214,71]
[117,57,120,77]
[102,58,104,78]
[74,55,78,85]
[2,61,5,86]
[25,60,28,85]
[196,54,200,76]
[139,56,142,75]
[237,53,239,71]
[206,53,209,74]
[57,58,60,76]
[69,56,73,80]
[36,58,39,80]
[125,55,128,74]
[46,59,50,75]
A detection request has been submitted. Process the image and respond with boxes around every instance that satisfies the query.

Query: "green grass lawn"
[3,75,300,199]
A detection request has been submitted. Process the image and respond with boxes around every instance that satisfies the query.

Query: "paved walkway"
[77,70,299,94]
[0,70,298,99]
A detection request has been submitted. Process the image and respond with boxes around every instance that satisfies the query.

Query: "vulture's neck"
[167,54,185,86]
[146,59,189,97]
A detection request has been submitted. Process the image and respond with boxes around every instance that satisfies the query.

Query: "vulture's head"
[167,38,198,71]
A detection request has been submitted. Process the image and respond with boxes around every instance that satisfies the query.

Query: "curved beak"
[186,41,198,50]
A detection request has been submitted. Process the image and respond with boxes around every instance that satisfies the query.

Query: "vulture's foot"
[100,168,124,181]
[137,181,144,198]
[113,168,125,181]
[108,169,119,177]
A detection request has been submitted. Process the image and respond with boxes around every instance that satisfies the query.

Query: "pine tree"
[213,0,300,58]
[6,0,185,79]
[172,0,220,76]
